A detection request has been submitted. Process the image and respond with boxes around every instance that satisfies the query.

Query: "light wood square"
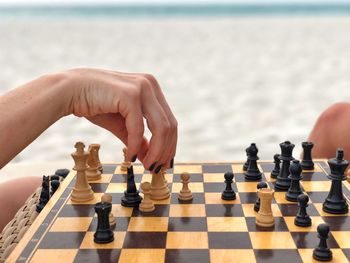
[80,231,125,249]
[119,249,165,263]
[249,232,296,249]
[274,191,296,204]
[203,173,226,183]
[264,172,276,182]
[111,204,133,217]
[332,231,350,248]
[298,249,348,263]
[31,249,78,263]
[236,182,261,193]
[173,165,202,174]
[88,173,112,183]
[207,217,248,232]
[232,164,245,173]
[301,181,331,192]
[171,182,203,193]
[314,203,350,217]
[106,183,140,193]
[50,217,92,232]
[128,217,168,232]
[67,193,103,205]
[166,232,208,249]
[242,204,282,217]
[169,204,206,217]
[205,192,241,204]
[284,216,324,232]
[210,249,256,263]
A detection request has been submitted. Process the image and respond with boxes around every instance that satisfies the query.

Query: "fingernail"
[170,158,174,168]
[149,162,157,171]
[131,155,137,162]
[155,165,162,174]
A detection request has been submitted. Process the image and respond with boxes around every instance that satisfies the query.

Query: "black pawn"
[245,143,262,181]
[313,223,332,261]
[221,172,236,200]
[271,154,281,179]
[36,176,50,213]
[286,160,303,202]
[275,141,295,191]
[50,179,60,197]
[254,182,268,212]
[121,166,142,207]
[301,141,315,170]
[323,149,349,214]
[294,194,312,227]
[243,146,250,171]
[55,168,70,179]
[94,201,114,244]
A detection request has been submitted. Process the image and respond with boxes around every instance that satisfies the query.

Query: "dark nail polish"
[155,165,162,174]
[131,155,137,162]
[170,158,174,168]
[149,162,157,171]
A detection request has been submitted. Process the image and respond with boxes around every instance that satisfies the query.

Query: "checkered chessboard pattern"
[9,161,350,263]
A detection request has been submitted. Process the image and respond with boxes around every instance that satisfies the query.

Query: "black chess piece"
[323,149,349,214]
[36,175,50,213]
[121,166,142,207]
[94,201,114,244]
[243,146,250,171]
[294,194,312,227]
[244,143,262,181]
[50,179,60,197]
[271,154,281,179]
[221,172,236,200]
[254,182,268,212]
[301,141,315,170]
[50,175,60,181]
[55,168,70,179]
[313,223,332,261]
[286,160,303,202]
[275,141,295,191]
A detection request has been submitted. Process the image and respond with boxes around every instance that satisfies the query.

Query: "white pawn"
[178,172,193,201]
[101,193,116,227]
[139,182,155,212]
[121,147,131,172]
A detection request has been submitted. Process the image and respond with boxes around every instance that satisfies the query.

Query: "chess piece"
[55,168,70,179]
[270,154,280,179]
[94,201,114,244]
[160,167,168,185]
[256,188,274,227]
[139,182,155,212]
[254,182,268,212]
[93,144,103,172]
[70,142,94,203]
[245,143,262,180]
[86,144,102,181]
[101,194,116,227]
[285,160,303,202]
[50,179,60,197]
[243,146,250,171]
[294,194,312,227]
[221,172,236,200]
[275,141,295,191]
[323,149,349,214]
[178,172,193,201]
[150,169,170,200]
[121,147,131,172]
[301,141,314,170]
[36,176,50,213]
[313,223,332,261]
[347,168,350,184]
[121,166,142,207]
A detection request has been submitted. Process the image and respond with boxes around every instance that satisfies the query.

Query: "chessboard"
[7,160,350,263]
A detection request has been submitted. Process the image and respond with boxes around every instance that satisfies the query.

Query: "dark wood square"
[74,249,121,263]
[202,164,232,173]
[259,163,275,173]
[204,182,237,193]
[254,249,303,263]
[89,183,109,193]
[205,204,244,217]
[234,173,266,182]
[238,192,257,204]
[123,232,167,248]
[102,164,117,174]
[301,172,328,181]
[290,232,339,248]
[132,204,170,217]
[322,216,350,231]
[306,191,328,203]
[38,232,85,249]
[59,204,95,217]
[246,217,289,232]
[165,249,210,263]
[208,232,252,249]
[278,203,319,216]
[88,217,130,232]
[173,173,203,182]
[168,217,207,232]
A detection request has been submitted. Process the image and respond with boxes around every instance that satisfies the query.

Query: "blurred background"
[1,0,350,178]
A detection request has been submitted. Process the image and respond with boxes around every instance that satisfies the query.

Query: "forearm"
[0,72,72,168]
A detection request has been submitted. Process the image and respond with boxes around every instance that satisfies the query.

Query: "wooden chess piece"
[347,168,350,184]
[86,144,102,181]
[101,193,116,227]
[160,167,168,185]
[178,172,193,201]
[150,170,170,200]
[256,188,274,227]
[70,142,94,202]
[121,147,131,172]
[139,182,155,212]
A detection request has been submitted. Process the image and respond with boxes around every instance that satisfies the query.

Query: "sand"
[1,16,350,181]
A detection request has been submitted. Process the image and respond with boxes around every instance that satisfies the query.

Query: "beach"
[1,15,350,179]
